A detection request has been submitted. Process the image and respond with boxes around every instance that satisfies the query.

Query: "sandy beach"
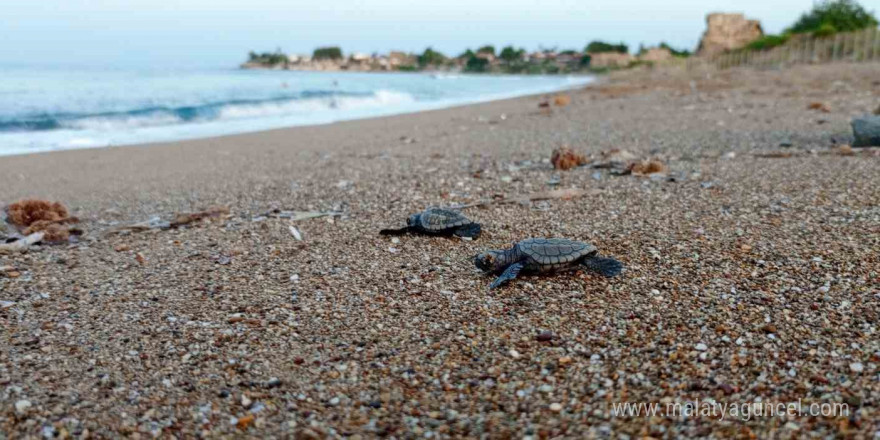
[1,63,878,437]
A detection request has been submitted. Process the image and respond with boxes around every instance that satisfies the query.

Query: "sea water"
[0,66,592,156]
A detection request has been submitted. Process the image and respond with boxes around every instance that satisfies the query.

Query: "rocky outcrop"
[697,13,763,57]
[852,115,880,147]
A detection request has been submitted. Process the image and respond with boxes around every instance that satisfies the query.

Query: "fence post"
[871,28,880,61]
[831,34,840,61]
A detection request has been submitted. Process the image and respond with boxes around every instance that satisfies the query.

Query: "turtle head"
[474,250,505,273]
[406,213,421,227]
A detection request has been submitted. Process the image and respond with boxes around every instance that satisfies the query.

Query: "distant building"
[588,52,634,68]
[638,47,674,63]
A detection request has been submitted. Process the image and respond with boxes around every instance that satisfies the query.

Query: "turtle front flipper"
[490,262,524,289]
[582,255,623,277]
[453,223,481,239]
[379,227,411,236]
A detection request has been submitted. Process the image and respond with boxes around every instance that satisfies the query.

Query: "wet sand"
[1,63,878,437]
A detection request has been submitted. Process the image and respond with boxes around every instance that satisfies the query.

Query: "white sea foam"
[0,67,592,156]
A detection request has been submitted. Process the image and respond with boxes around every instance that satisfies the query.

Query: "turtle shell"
[519,238,597,266]
[417,208,473,232]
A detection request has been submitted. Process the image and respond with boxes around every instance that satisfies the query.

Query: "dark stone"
[852,115,880,147]
[536,331,554,342]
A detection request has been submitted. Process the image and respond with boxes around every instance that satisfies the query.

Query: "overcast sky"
[3,0,879,68]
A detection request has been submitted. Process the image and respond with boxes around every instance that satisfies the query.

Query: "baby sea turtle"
[380,208,481,239]
[475,238,622,288]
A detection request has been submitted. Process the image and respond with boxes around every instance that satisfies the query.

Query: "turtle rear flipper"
[582,256,623,277]
[379,227,410,236]
[453,223,481,239]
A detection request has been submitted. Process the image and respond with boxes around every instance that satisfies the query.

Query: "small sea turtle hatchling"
[380,208,481,239]
[475,238,622,288]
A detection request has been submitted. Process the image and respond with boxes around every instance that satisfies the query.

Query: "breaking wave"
[0,89,415,134]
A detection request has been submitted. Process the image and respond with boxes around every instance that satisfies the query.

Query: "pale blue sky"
[3,0,878,68]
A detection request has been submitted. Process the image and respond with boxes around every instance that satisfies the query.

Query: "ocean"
[0,66,593,156]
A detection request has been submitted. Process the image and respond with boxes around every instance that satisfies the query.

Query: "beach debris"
[852,115,880,147]
[807,102,831,113]
[537,101,550,108]
[400,136,417,144]
[834,144,855,156]
[288,225,303,241]
[874,104,880,115]
[236,414,255,430]
[5,199,80,243]
[380,208,481,239]
[336,180,353,190]
[591,149,638,171]
[551,147,589,170]
[7,199,68,226]
[0,232,45,255]
[475,238,623,289]
[272,210,343,221]
[553,94,571,107]
[779,139,793,148]
[170,206,230,228]
[453,188,589,210]
[135,252,146,265]
[106,206,230,235]
[754,151,797,159]
[628,159,667,176]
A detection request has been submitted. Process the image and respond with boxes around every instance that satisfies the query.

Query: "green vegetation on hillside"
[585,41,629,54]
[746,0,877,52]
[499,46,526,63]
[313,47,343,60]
[659,42,691,57]
[248,51,287,65]
[745,34,792,51]
[787,0,877,35]
[417,47,447,67]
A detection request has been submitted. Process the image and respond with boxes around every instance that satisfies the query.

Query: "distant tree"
[658,42,691,57]
[313,46,343,60]
[559,49,579,56]
[418,47,447,66]
[499,46,525,62]
[248,51,288,65]
[585,41,628,54]
[787,0,877,34]
[579,54,592,67]
[465,56,490,72]
[476,45,496,56]
[458,49,476,59]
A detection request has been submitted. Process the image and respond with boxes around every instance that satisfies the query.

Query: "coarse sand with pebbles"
[0,63,878,438]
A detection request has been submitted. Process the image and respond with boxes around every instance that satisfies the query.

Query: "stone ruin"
[697,13,763,57]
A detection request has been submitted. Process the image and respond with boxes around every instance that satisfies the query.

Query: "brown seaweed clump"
[6,199,79,243]
[7,199,68,226]
[551,147,589,170]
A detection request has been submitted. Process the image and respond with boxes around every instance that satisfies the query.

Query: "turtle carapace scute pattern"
[474,238,622,288]
[380,208,481,239]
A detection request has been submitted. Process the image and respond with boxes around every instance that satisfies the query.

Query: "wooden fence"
[669,27,880,71]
